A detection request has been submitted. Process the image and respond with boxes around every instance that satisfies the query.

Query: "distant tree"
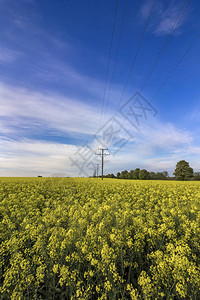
[129,170,135,179]
[117,172,121,179]
[133,168,140,179]
[149,172,157,180]
[139,169,150,180]
[115,169,168,180]
[173,160,194,181]
[156,172,166,180]
[192,172,200,181]
[120,170,129,179]
[104,173,115,178]
[162,171,169,178]
[109,173,115,178]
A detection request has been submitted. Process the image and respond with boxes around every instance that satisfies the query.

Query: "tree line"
[103,160,200,181]
[104,169,169,180]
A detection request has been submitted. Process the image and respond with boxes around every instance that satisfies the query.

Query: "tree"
[156,172,166,180]
[105,173,114,178]
[133,168,140,179]
[120,170,129,179]
[149,172,156,180]
[109,173,115,178]
[129,170,135,179]
[192,172,200,181]
[117,172,121,179]
[162,171,169,178]
[139,169,150,180]
[173,160,194,181]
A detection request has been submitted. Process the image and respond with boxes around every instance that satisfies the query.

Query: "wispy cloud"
[0,81,102,137]
[1,80,198,176]
[140,121,193,149]
[0,47,20,63]
[0,138,78,176]
[106,118,196,175]
[1,135,198,177]
[140,0,189,36]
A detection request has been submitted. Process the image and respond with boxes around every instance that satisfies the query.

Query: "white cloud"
[0,117,199,177]
[0,47,20,63]
[0,81,199,177]
[0,82,101,136]
[140,1,189,36]
[187,146,200,154]
[101,118,196,176]
[0,138,78,176]
[140,121,193,148]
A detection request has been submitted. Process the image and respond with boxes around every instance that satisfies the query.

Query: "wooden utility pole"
[95,148,109,180]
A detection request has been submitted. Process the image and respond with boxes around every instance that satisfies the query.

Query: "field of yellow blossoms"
[0,177,200,299]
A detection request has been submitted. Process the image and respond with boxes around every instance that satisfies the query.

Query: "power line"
[102,0,128,124]
[112,0,191,133]
[112,0,157,122]
[140,0,191,92]
[151,32,200,101]
[117,31,200,141]
[95,148,110,180]
[100,0,119,127]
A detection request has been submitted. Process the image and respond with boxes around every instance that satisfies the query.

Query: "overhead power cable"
[102,0,128,124]
[100,0,119,128]
[151,32,200,101]
[112,0,157,121]
[118,31,200,140]
[113,0,191,133]
[140,0,191,92]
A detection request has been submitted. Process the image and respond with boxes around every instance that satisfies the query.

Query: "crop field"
[0,177,200,299]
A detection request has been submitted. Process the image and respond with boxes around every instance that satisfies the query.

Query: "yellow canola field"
[0,177,200,299]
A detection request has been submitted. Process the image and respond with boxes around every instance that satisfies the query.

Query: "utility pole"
[96,163,100,178]
[95,148,109,180]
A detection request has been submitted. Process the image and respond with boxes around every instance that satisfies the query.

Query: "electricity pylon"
[95,148,109,180]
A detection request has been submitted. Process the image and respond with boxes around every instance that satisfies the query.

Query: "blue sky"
[0,0,200,177]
